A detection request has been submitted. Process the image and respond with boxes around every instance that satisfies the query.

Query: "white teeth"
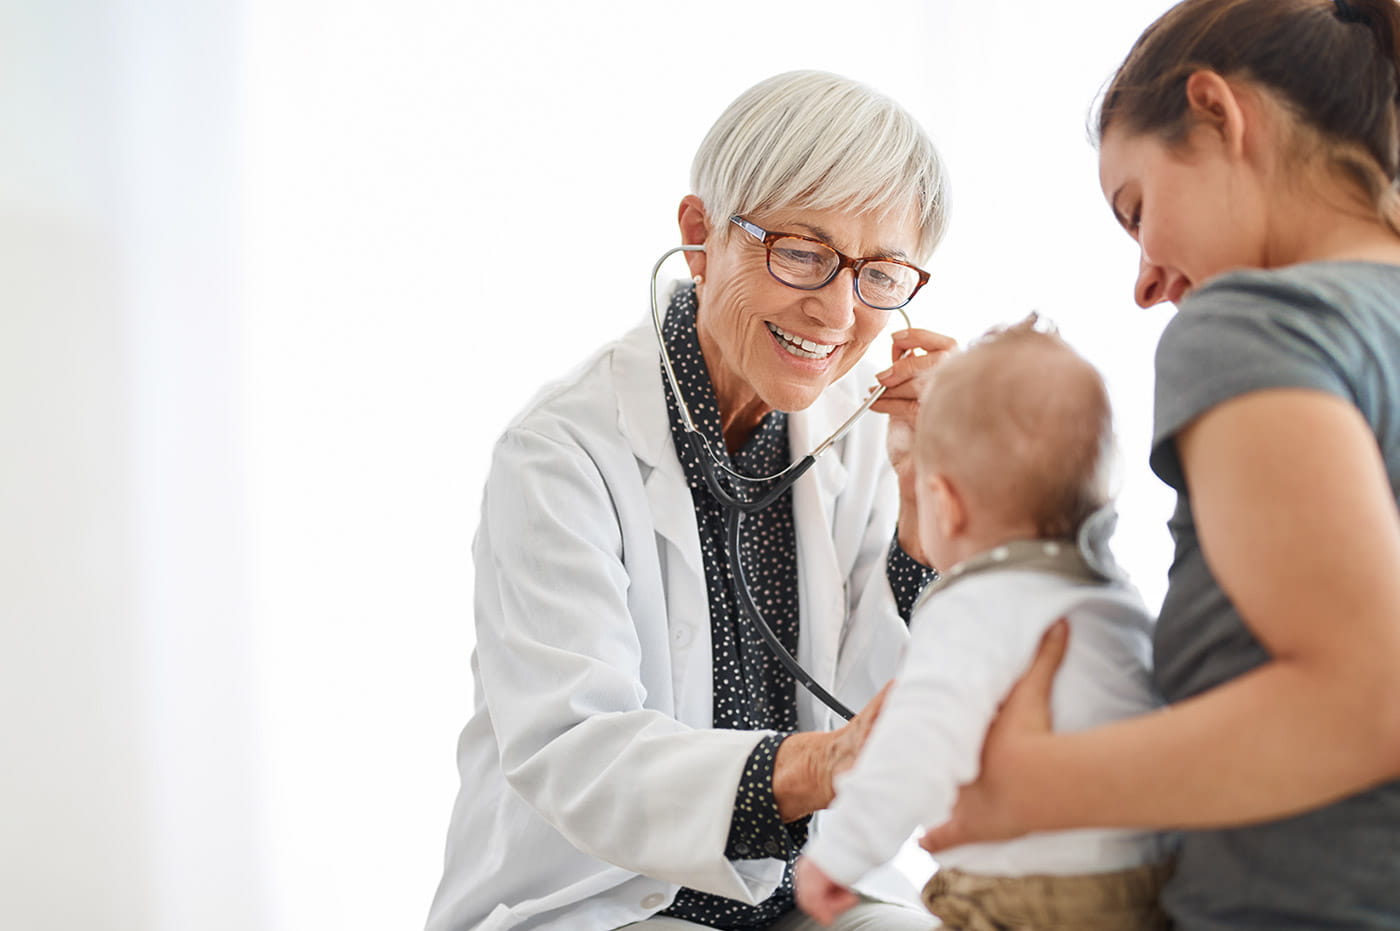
[767,322,836,359]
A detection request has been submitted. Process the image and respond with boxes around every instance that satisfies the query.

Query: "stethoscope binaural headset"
[650,245,913,721]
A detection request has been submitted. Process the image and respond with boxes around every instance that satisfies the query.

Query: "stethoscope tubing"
[650,243,912,723]
[726,503,857,720]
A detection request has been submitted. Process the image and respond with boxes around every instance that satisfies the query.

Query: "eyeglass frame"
[728,214,930,310]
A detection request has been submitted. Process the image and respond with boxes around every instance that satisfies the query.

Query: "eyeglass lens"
[768,238,919,310]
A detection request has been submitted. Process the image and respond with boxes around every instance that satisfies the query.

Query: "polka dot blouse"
[658,285,933,928]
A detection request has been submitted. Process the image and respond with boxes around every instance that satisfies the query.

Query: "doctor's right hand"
[772,681,893,822]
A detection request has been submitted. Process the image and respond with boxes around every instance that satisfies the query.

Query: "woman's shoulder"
[1180,260,1400,324]
[1149,262,1400,487]
[1158,261,1400,379]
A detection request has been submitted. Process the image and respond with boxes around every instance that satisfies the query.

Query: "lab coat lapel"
[613,318,713,724]
[789,392,851,732]
[614,316,705,580]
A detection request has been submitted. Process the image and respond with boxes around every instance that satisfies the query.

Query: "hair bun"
[1334,0,1366,24]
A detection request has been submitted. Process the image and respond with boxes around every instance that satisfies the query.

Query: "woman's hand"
[920,619,1069,853]
[794,856,858,926]
[872,328,956,565]
[772,681,893,821]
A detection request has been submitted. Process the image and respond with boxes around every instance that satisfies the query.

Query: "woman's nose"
[1134,253,1168,308]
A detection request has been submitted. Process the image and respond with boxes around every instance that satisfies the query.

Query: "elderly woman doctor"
[426,71,952,931]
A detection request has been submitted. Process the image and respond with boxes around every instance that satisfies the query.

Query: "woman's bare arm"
[925,388,1400,847]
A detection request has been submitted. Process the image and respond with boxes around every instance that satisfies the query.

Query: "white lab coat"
[425,293,916,931]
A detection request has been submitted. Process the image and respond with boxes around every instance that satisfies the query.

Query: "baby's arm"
[802,586,1041,888]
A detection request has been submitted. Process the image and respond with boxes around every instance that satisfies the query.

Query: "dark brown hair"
[1097,0,1400,232]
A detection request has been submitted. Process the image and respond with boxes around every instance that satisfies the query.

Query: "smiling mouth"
[767,322,837,360]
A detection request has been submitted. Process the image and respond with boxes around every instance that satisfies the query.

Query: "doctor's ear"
[678,195,710,280]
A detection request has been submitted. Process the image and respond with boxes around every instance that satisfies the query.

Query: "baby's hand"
[794,855,858,926]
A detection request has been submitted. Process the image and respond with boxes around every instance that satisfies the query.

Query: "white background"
[2,1,1176,928]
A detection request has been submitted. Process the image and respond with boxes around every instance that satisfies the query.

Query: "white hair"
[690,70,950,262]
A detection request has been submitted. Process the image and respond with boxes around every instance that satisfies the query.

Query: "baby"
[795,319,1172,929]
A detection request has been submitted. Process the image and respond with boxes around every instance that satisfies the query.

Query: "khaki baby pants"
[921,859,1174,930]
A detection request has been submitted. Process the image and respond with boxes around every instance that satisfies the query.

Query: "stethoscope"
[650,245,913,721]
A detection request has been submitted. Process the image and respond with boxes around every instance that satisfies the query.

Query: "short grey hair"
[690,70,950,263]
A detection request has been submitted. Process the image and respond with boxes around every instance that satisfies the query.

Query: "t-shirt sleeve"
[1151,275,1360,490]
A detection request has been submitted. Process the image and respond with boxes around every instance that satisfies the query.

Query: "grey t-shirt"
[1150,261,1400,929]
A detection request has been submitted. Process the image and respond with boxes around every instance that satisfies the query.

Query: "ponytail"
[1346,0,1400,234]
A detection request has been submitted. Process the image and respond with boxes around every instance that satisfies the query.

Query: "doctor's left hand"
[773,681,893,822]
[872,327,957,566]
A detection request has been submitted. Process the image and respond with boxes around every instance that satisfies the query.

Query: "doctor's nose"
[803,269,859,329]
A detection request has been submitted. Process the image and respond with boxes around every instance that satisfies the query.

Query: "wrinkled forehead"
[746,200,924,259]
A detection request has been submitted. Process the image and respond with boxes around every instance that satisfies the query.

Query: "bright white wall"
[3,2,1177,929]
[1,2,264,930]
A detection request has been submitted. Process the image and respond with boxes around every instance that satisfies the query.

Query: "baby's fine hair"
[914,316,1115,539]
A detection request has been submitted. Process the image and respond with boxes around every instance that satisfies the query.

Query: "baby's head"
[913,317,1114,569]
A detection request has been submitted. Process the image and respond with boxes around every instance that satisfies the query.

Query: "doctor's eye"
[770,238,839,286]
[864,266,894,286]
[773,243,830,268]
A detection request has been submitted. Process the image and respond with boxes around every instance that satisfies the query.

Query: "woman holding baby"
[918,1,1400,928]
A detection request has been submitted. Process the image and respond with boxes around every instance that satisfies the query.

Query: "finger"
[890,327,958,360]
[848,680,893,731]
[1003,618,1070,725]
[829,681,896,778]
[859,679,895,722]
[850,681,895,753]
[868,397,918,419]
[875,348,953,389]
[920,818,965,854]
